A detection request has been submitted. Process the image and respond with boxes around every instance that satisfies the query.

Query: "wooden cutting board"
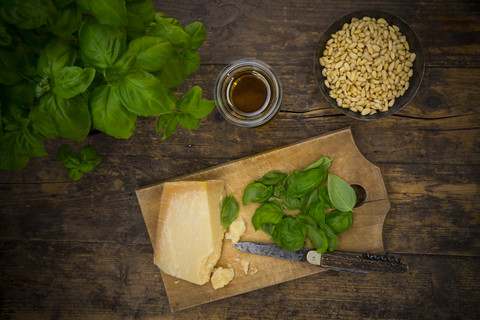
[135,127,390,312]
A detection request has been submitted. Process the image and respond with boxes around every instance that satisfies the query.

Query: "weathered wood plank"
[154,0,480,67]
[0,0,479,317]
[1,240,479,319]
[1,161,478,256]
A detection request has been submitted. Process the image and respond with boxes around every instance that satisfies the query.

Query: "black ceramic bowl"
[314,10,425,120]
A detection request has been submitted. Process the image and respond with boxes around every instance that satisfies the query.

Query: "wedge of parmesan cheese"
[153,180,226,285]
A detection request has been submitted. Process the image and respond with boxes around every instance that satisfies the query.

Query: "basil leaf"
[301,188,319,214]
[160,113,178,140]
[260,223,275,236]
[0,132,30,170]
[178,49,200,75]
[282,194,301,211]
[255,170,287,186]
[286,168,327,199]
[176,86,215,120]
[53,66,95,99]
[0,0,56,30]
[295,214,316,227]
[6,127,44,161]
[271,217,307,252]
[0,103,47,170]
[177,112,199,130]
[327,174,356,212]
[243,182,273,205]
[0,47,25,85]
[306,200,326,225]
[126,0,155,26]
[194,100,216,119]
[29,107,57,139]
[325,210,353,234]
[47,3,82,36]
[75,0,128,26]
[106,51,137,78]
[154,52,186,90]
[0,24,12,47]
[306,224,328,253]
[184,21,206,51]
[116,70,176,116]
[149,17,192,49]
[37,39,75,78]
[57,144,80,167]
[267,198,283,208]
[251,202,284,231]
[303,156,332,171]
[126,12,145,40]
[127,36,173,72]
[272,184,286,198]
[53,0,73,9]
[318,223,338,251]
[89,85,137,139]
[38,93,91,142]
[67,168,83,181]
[57,144,101,181]
[156,113,172,135]
[2,101,29,129]
[0,80,36,107]
[175,85,201,112]
[221,195,239,229]
[318,185,333,208]
[154,14,181,27]
[79,144,102,172]
[78,17,126,71]
[283,170,299,190]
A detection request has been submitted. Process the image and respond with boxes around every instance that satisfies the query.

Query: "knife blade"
[233,241,408,274]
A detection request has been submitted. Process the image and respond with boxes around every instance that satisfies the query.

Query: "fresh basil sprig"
[243,156,357,253]
[57,144,102,181]
[0,0,213,180]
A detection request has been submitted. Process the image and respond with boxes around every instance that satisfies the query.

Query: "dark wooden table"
[1,0,479,319]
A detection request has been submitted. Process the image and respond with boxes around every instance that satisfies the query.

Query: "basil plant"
[0,0,215,180]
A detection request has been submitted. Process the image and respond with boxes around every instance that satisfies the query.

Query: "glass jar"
[214,58,282,127]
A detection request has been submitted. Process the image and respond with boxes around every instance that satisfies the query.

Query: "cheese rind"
[153,180,226,285]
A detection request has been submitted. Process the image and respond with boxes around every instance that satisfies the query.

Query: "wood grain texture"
[1,0,479,318]
[1,240,479,319]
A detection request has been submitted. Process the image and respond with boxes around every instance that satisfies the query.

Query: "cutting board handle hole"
[351,184,367,208]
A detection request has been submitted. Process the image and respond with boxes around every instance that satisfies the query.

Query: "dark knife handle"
[306,251,408,274]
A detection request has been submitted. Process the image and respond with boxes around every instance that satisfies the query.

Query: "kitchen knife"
[233,241,408,274]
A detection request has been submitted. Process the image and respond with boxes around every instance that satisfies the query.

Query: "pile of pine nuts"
[319,16,416,115]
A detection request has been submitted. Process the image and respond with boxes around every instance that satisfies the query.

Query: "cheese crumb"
[240,259,250,274]
[225,216,246,244]
[211,267,234,289]
[249,267,258,275]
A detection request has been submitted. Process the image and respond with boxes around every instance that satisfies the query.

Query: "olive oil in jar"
[214,58,282,127]
[227,71,270,115]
